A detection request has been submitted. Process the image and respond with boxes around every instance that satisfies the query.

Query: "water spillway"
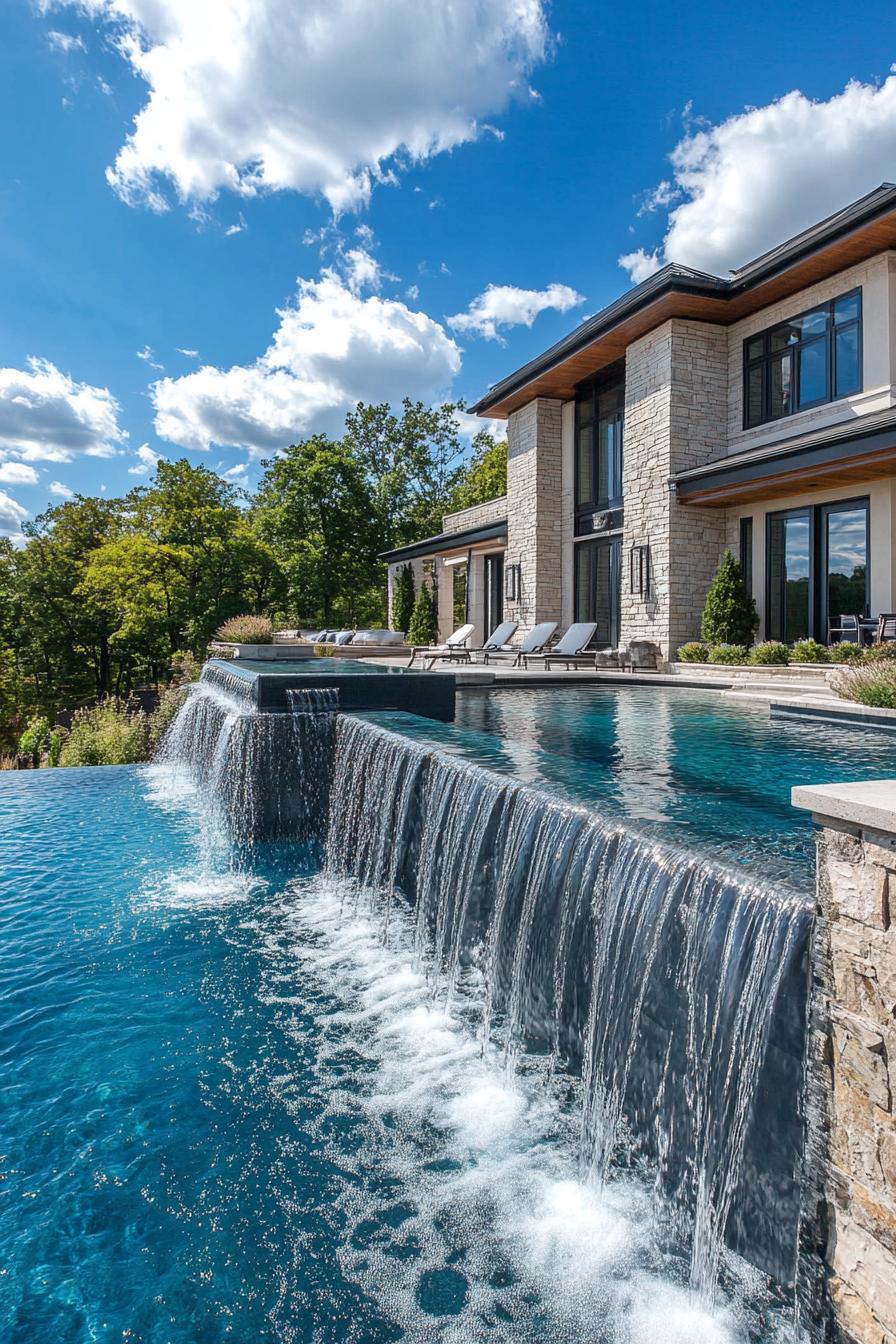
[160,671,817,1326]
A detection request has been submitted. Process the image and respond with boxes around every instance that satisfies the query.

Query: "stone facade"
[620,319,729,658]
[505,399,563,629]
[793,785,896,1344]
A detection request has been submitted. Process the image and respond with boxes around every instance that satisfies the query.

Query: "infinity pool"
[1,766,775,1343]
[369,684,896,886]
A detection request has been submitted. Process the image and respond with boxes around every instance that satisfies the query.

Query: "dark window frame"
[573,535,621,648]
[739,517,753,596]
[765,495,870,641]
[575,364,625,520]
[743,288,862,430]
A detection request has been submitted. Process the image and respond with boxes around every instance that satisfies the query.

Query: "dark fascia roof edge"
[471,183,896,417]
[380,519,507,564]
[672,413,896,497]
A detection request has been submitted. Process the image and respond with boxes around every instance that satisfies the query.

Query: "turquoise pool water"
[233,658,413,675]
[0,764,774,1344]
[369,685,896,886]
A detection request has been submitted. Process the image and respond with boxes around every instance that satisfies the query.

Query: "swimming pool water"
[368,685,896,886]
[0,765,792,1343]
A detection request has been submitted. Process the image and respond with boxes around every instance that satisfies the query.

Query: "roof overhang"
[380,519,507,564]
[673,415,896,506]
[472,184,896,419]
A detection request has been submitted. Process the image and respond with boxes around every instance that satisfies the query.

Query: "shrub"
[170,649,202,684]
[829,641,864,663]
[392,563,415,636]
[862,643,896,663]
[18,715,51,766]
[216,614,274,644]
[58,700,150,767]
[676,642,709,663]
[832,663,896,709]
[748,641,790,666]
[707,644,748,665]
[700,550,759,646]
[790,638,829,664]
[407,584,439,647]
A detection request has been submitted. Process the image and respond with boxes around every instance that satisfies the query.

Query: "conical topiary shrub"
[407,583,439,647]
[392,563,415,635]
[700,549,759,646]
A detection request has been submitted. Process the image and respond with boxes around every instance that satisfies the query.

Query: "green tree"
[253,435,383,626]
[407,582,439,646]
[700,550,759,646]
[449,432,507,511]
[392,563,415,635]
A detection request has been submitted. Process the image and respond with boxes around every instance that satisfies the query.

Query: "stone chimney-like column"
[792,780,896,1344]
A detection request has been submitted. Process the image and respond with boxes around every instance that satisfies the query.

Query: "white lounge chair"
[483,621,558,667]
[521,621,598,670]
[408,623,475,667]
[428,620,519,667]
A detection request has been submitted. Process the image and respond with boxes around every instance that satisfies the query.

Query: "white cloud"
[225,213,246,236]
[0,357,127,461]
[49,480,74,498]
[47,29,85,53]
[222,462,249,479]
[448,282,584,341]
[44,0,549,214]
[127,442,161,475]
[0,463,39,486]
[176,347,199,359]
[405,284,420,302]
[0,491,28,536]
[136,344,164,371]
[151,266,461,453]
[620,73,896,281]
[456,410,506,441]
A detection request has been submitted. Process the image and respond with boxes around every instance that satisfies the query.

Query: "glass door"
[820,500,869,639]
[483,553,504,636]
[574,538,621,647]
[766,509,811,642]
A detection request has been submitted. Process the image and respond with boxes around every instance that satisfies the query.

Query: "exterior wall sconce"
[504,562,521,602]
[629,544,652,599]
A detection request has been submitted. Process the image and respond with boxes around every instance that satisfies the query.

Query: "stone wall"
[506,398,563,628]
[621,319,729,659]
[441,495,507,533]
[793,782,896,1344]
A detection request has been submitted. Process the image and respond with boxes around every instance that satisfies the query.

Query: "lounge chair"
[483,621,558,667]
[521,622,598,670]
[876,613,896,644]
[407,623,475,668]
[829,613,862,644]
[427,620,519,668]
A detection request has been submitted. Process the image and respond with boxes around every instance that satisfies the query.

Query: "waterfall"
[157,677,815,1310]
[324,715,813,1297]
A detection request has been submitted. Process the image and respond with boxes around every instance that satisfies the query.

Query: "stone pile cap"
[791,780,896,832]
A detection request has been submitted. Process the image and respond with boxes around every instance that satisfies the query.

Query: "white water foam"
[275,874,796,1344]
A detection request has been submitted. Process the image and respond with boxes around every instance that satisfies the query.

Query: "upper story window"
[743,288,862,429]
[575,375,624,513]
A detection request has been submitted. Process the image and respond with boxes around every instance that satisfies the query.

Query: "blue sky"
[1,0,895,534]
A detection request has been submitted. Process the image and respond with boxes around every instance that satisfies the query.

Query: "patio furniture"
[829,613,862,644]
[407,623,475,668]
[482,621,558,667]
[521,622,598,670]
[876,613,896,643]
[429,620,519,668]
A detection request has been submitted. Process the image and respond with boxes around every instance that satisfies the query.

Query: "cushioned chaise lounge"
[407,623,475,668]
[521,621,598,670]
[482,621,558,667]
[429,620,519,668]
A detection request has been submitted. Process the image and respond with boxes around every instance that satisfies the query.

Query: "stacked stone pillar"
[505,398,563,630]
[793,781,896,1344]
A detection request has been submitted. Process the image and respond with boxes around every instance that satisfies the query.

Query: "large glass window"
[452,562,468,629]
[575,375,624,515]
[574,538,620,647]
[483,553,504,635]
[743,289,862,429]
[766,498,869,642]
[739,517,753,596]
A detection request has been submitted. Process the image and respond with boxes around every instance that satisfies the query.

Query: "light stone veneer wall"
[793,783,896,1344]
[505,399,563,629]
[620,319,729,659]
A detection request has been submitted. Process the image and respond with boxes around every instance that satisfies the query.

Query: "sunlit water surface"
[0,764,797,1342]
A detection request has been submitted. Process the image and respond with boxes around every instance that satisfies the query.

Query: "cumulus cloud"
[45,0,549,214]
[47,29,85,53]
[127,442,162,476]
[456,410,506,441]
[49,480,74,498]
[620,72,896,281]
[447,282,584,341]
[0,357,127,462]
[0,463,39,486]
[151,266,461,453]
[0,491,28,536]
